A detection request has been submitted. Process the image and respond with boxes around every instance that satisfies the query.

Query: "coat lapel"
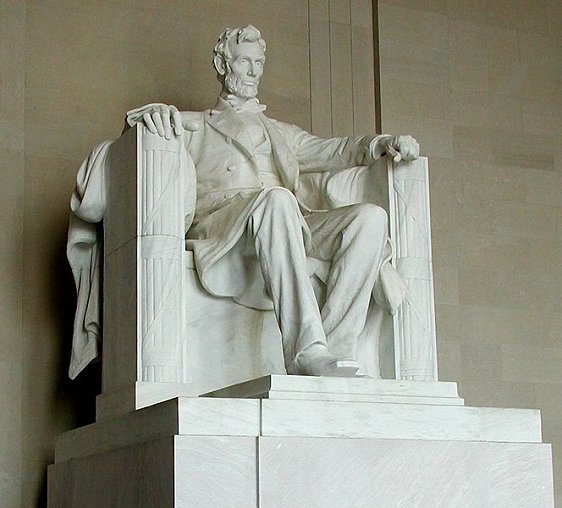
[259,114,300,191]
[206,101,255,159]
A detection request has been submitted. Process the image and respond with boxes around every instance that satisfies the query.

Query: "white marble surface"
[49,375,554,506]
[389,156,438,381]
[96,381,201,420]
[205,374,464,405]
[56,397,259,462]
[57,387,542,464]
[260,399,542,442]
[259,437,554,508]
[175,436,257,508]
[49,433,554,507]
[50,436,257,508]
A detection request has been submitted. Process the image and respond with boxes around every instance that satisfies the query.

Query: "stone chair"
[96,124,438,419]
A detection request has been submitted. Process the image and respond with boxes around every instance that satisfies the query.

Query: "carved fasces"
[139,128,187,382]
[388,157,438,381]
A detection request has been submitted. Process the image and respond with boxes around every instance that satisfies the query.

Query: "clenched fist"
[384,135,420,163]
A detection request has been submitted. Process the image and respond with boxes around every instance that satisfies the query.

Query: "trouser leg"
[247,188,327,366]
[305,203,388,359]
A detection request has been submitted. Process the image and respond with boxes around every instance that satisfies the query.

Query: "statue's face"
[224,41,265,100]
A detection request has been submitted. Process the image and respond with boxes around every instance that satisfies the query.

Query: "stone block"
[258,437,554,508]
[260,399,542,442]
[48,431,554,507]
[56,397,260,462]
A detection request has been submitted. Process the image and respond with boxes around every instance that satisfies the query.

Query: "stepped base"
[48,377,554,507]
[204,374,465,405]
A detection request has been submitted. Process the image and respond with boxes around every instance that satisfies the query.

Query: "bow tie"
[224,95,267,114]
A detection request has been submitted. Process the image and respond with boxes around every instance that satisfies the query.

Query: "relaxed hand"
[142,104,183,139]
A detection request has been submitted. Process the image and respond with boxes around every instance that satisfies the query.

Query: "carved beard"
[224,72,259,100]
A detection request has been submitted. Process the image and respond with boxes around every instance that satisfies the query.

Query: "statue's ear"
[214,55,226,76]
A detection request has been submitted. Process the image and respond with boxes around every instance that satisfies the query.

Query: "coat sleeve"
[274,121,390,173]
[280,123,407,314]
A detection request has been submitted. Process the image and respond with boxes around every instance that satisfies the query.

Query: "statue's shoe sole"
[328,360,360,377]
[288,357,359,377]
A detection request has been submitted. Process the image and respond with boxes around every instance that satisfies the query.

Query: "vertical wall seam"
[256,401,262,507]
[372,0,382,133]
[307,0,313,133]
[328,0,334,136]
[20,1,28,504]
[349,0,355,135]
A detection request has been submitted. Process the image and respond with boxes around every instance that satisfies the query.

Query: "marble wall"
[378,0,562,504]
[0,3,25,507]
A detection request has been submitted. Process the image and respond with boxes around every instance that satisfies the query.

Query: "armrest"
[103,124,190,387]
[387,156,437,381]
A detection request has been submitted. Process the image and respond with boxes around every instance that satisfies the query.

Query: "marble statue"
[53,26,555,508]
[68,25,419,380]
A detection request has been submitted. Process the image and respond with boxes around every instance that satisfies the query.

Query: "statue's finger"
[161,109,172,140]
[172,110,184,136]
[404,146,415,160]
[387,144,402,163]
[152,113,166,137]
[143,113,158,134]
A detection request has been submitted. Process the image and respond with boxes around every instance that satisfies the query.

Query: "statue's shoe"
[287,344,359,377]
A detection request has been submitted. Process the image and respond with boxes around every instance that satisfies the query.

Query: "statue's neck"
[219,90,258,106]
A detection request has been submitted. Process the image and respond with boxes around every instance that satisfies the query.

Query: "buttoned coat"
[182,98,382,308]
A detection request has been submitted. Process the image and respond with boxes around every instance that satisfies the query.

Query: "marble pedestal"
[48,376,554,507]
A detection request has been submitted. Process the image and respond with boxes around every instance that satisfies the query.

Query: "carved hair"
[213,25,266,82]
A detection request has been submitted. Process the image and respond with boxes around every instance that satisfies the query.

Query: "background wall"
[1,0,560,506]
[378,0,562,504]
[1,1,25,506]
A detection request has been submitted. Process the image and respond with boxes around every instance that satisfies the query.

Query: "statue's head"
[213,25,267,100]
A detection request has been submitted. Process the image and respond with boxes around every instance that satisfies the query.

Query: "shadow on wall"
[55,233,102,426]
[34,200,102,508]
